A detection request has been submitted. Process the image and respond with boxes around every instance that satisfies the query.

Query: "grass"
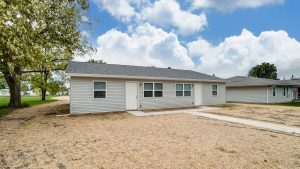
[277,102,300,107]
[0,96,57,117]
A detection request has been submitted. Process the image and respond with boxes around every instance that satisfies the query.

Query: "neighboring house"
[66,61,226,114]
[0,89,9,96]
[226,76,298,103]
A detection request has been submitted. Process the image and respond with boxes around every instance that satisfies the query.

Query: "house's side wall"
[267,86,293,103]
[226,86,268,103]
[202,83,226,105]
[138,81,195,110]
[70,77,126,114]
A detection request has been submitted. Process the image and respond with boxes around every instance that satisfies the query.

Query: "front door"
[194,83,203,106]
[126,81,138,110]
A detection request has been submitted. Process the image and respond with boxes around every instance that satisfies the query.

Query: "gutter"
[66,73,227,83]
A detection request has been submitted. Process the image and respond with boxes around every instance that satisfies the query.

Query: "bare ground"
[206,103,300,127]
[0,100,300,169]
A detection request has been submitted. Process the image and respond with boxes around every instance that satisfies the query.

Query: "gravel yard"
[1,100,300,169]
[206,103,300,127]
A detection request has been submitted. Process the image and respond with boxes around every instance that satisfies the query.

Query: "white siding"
[226,86,293,103]
[70,77,126,114]
[202,83,226,105]
[70,77,226,114]
[226,86,268,103]
[267,86,293,103]
[139,81,194,110]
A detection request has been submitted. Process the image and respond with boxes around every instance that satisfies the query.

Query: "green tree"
[248,62,278,80]
[0,0,91,107]
[88,59,106,64]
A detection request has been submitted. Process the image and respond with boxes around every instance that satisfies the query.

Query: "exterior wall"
[226,86,268,103]
[70,77,226,114]
[202,83,226,105]
[267,86,293,103]
[138,81,195,110]
[70,77,126,114]
[226,86,293,103]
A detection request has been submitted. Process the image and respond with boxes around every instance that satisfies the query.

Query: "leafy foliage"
[248,62,278,80]
[88,59,106,64]
[0,0,91,106]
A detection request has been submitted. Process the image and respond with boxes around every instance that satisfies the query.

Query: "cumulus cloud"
[92,0,207,35]
[191,0,284,12]
[76,23,194,69]
[92,0,136,22]
[141,0,207,35]
[187,29,300,78]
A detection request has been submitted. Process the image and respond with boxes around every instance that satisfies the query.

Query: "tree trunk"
[41,88,46,101]
[3,69,22,108]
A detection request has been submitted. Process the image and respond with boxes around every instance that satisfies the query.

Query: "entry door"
[194,83,203,106]
[126,81,138,110]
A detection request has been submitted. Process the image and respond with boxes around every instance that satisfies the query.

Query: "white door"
[194,83,203,106]
[126,81,138,110]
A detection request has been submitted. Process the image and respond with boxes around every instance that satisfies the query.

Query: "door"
[194,83,203,106]
[126,81,138,110]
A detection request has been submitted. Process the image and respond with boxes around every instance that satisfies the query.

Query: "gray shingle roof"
[66,61,224,82]
[226,76,298,87]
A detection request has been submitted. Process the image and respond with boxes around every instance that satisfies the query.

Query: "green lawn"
[277,102,300,107]
[0,96,57,117]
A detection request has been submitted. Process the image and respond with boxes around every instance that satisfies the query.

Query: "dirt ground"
[206,103,300,127]
[0,100,300,169]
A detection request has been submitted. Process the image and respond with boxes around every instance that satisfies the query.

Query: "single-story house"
[66,61,226,114]
[226,76,299,103]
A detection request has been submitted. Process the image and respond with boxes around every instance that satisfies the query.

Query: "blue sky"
[78,0,300,78]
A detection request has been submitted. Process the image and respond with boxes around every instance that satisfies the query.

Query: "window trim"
[176,83,192,97]
[212,84,218,96]
[143,82,164,98]
[93,81,107,99]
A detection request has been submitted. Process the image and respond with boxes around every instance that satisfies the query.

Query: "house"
[226,76,298,103]
[282,79,300,100]
[66,61,226,114]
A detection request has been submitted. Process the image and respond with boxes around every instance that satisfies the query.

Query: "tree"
[0,0,91,107]
[248,62,278,80]
[88,59,106,64]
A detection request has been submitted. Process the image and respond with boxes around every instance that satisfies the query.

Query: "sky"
[76,0,300,79]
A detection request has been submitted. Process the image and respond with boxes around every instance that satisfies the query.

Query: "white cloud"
[92,0,136,22]
[191,0,284,12]
[76,23,194,69]
[141,0,207,35]
[187,29,300,78]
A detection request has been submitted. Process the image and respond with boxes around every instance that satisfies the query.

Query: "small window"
[283,86,286,96]
[144,83,163,97]
[273,87,276,97]
[94,82,106,98]
[212,84,218,96]
[176,84,191,96]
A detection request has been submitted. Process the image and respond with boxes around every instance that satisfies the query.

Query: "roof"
[226,76,299,87]
[66,61,225,82]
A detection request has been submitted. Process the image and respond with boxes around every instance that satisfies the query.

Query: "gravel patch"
[0,101,299,168]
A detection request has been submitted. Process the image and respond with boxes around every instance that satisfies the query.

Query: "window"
[94,82,106,98]
[176,84,191,96]
[273,87,276,97]
[212,84,218,96]
[283,86,286,96]
[144,83,163,97]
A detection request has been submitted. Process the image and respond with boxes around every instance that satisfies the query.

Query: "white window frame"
[176,83,192,97]
[212,84,218,96]
[143,82,163,98]
[93,81,107,99]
